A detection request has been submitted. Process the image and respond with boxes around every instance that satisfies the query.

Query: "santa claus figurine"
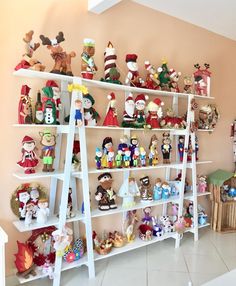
[18,85,33,124]
[103,92,119,127]
[17,136,39,174]
[125,54,144,87]
[122,93,136,127]
[45,80,62,124]
[16,188,30,220]
[134,93,149,128]
[146,98,164,128]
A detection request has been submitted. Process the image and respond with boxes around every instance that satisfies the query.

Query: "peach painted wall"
[1,0,236,276]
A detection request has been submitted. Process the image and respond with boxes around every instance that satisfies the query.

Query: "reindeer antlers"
[40,34,52,46]
[56,32,65,44]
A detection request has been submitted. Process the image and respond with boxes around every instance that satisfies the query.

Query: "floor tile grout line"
[100,259,109,286]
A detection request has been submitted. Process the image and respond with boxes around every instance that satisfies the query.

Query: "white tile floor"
[7,228,236,286]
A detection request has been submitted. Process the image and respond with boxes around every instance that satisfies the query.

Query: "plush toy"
[101,41,121,84]
[108,231,125,248]
[95,147,102,169]
[146,98,164,128]
[42,86,57,125]
[183,76,194,94]
[123,148,131,168]
[74,99,83,127]
[122,93,136,127]
[125,54,144,87]
[153,178,162,200]
[17,136,39,174]
[148,146,159,166]
[81,38,97,79]
[149,135,159,151]
[132,148,140,167]
[115,150,123,168]
[29,187,40,219]
[18,85,33,124]
[142,207,153,225]
[134,94,149,128]
[159,215,175,233]
[39,129,56,172]
[144,61,160,90]
[52,226,73,257]
[45,80,62,124]
[72,140,81,171]
[101,137,113,168]
[139,175,153,202]
[103,92,119,127]
[161,133,172,164]
[193,63,211,96]
[117,135,129,161]
[158,60,170,91]
[40,31,76,76]
[36,199,49,224]
[83,93,100,126]
[160,108,186,129]
[95,173,117,211]
[169,69,181,92]
[93,231,113,255]
[152,217,164,237]
[15,30,45,72]
[118,177,140,207]
[129,135,139,166]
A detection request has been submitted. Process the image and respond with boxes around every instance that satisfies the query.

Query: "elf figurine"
[95,173,117,211]
[161,133,172,164]
[146,98,164,128]
[45,80,62,124]
[42,86,57,125]
[122,93,136,127]
[123,148,131,168]
[178,136,185,162]
[74,99,83,127]
[16,188,30,220]
[83,93,100,126]
[125,54,144,87]
[153,178,162,200]
[140,147,147,167]
[17,136,39,174]
[81,38,97,79]
[39,129,56,172]
[101,137,113,168]
[115,150,123,168]
[103,92,119,127]
[162,182,171,199]
[132,148,140,167]
[139,175,153,202]
[18,85,33,124]
[134,94,149,128]
[95,147,102,169]
[107,148,115,169]
[158,60,171,91]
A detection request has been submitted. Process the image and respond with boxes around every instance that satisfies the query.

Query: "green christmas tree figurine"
[158,60,170,91]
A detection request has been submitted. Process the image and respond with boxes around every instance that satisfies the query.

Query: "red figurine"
[122,93,136,127]
[17,136,39,174]
[103,92,119,127]
[144,61,160,90]
[169,69,181,93]
[18,85,33,124]
[146,98,164,128]
[125,54,144,87]
[193,63,211,96]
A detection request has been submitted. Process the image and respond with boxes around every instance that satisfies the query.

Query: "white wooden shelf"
[185,223,210,233]
[13,211,85,232]
[13,124,70,134]
[13,170,65,180]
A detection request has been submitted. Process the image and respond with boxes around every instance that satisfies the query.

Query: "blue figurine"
[228,187,236,198]
[153,178,162,200]
[75,99,83,127]
[162,182,171,200]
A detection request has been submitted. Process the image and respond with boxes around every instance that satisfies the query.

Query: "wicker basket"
[95,245,112,255]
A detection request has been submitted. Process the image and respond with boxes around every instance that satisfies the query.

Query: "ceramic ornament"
[40,31,76,76]
[81,38,97,79]
[146,98,164,129]
[18,85,33,124]
[118,177,140,207]
[39,129,56,172]
[15,30,45,72]
[103,92,119,127]
[17,136,39,174]
[45,80,62,124]
[193,63,211,96]
[125,54,144,87]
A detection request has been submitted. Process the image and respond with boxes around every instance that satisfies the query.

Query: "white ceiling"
[88,0,236,41]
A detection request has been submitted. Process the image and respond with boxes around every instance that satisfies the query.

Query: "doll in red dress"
[17,136,39,174]
[103,92,119,127]
[146,98,164,128]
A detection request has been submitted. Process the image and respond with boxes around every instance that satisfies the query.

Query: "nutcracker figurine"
[103,92,119,127]
[161,133,172,164]
[17,136,39,174]
[18,85,33,124]
[81,38,97,79]
[139,175,153,202]
[178,136,185,162]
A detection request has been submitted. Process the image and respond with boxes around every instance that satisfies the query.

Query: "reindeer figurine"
[15,30,45,71]
[40,32,76,76]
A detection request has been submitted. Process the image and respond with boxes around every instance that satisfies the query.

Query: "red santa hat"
[46,80,59,88]
[126,54,137,63]
[153,98,164,106]
[15,189,28,200]
[144,61,151,70]
[135,94,149,103]
[21,85,31,95]
[125,93,134,102]
[107,92,115,100]
[22,135,35,143]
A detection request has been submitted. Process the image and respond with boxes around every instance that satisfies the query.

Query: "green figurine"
[42,86,57,125]
[158,60,170,91]
[115,150,123,168]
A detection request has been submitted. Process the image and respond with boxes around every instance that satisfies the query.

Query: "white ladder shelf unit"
[12,68,214,286]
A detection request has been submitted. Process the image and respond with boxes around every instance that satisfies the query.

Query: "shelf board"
[13,170,65,180]
[13,124,69,133]
[185,223,210,233]
[17,254,88,284]
[197,129,214,133]
[13,69,214,99]
[13,211,85,232]
[184,191,211,200]
[94,232,176,261]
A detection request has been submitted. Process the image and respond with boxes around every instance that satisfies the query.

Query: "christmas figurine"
[115,150,123,168]
[45,80,62,124]
[18,85,33,124]
[134,94,149,128]
[107,148,115,169]
[101,137,113,168]
[129,135,139,166]
[178,136,185,162]
[121,93,136,127]
[95,148,102,169]
[139,175,153,202]
[183,76,194,94]
[42,86,57,125]
[193,63,211,96]
[197,175,207,193]
[39,129,56,172]
[103,92,119,127]
[25,203,35,226]
[125,54,144,87]
[83,93,100,126]
[15,188,30,220]
[81,38,97,79]
[123,148,131,168]
[132,148,140,167]
[146,98,164,128]
[40,31,76,76]
[95,173,117,211]
[198,104,220,130]
[34,91,44,124]
[169,69,181,93]
[101,41,121,84]
[139,147,147,167]
[118,177,140,207]
[74,99,83,127]
[29,187,40,219]
[158,60,171,90]
[15,30,45,72]
[161,133,172,164]
[153,178,162,200]
[17,136,39,174]
[144,61,160,90]
[36,199,49,224]
[161,182,171,200]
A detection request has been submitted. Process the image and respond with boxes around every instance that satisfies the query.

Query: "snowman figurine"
[125,54,144,87]
[83,93,100,126]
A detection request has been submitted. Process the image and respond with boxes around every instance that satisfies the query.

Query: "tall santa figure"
[146,98,164,129]
[46,80,62,124]
[122,93,135,127]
